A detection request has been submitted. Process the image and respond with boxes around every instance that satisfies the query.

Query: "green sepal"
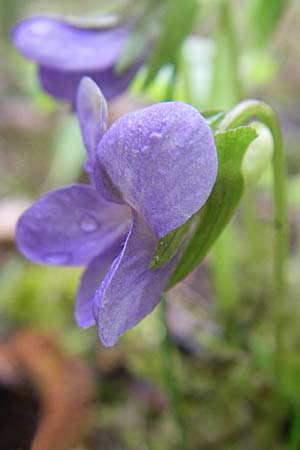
[149,216,193,270]
[167,126,257,288]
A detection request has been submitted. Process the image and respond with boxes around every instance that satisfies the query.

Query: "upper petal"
[94,101,218,237]
[16,184,130,266]
[75,241,122,329]
[12,16,129,71]
[76,77,108,174]
[93,212,178,347]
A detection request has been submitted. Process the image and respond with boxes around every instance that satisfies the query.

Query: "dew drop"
[80,215,99,232]
[43,252,71,264]
[150,131,162,141]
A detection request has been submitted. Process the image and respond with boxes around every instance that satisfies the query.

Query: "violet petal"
[93,212,178,347]
[76,77,108,174]
[75,241,122,329]
[16,184,130,266]
[94,101,218,237]
[12,16,129,71]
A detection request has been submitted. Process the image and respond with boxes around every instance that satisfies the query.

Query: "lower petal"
[75,241,122,329]
[16,184,130,266]
[93,212,178,347]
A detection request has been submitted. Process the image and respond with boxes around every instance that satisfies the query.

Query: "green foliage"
[44,115,85,188]
[116,18,151,73]
[248,0,289,47]
[144,0,199,87]
[168,126,257,288]
[210,1,241,109]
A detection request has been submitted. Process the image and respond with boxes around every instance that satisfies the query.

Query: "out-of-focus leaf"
[241,51,277,88]
[248,0,289,47]
[44,115,85,189]
[116,24,150,73]
[210,1,241,109]
[203,111,225,130]
[0,0,20,38]
[144,0,199,87]
[168,126,257,288]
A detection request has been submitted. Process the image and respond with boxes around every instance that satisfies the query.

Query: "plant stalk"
[159,295,187,450]
[218,100,288,382]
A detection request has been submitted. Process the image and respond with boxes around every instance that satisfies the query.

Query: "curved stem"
[159,295,187,450]
[218,99,288,382]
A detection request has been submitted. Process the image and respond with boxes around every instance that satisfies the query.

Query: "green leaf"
[116,24,150,73]
[144,0,199,87]
[149,216,193,269]
[44,115,85,189]
[202,111,225,130]
[248,0,289,48]
[168,126,257,289]
[210,1,241,109]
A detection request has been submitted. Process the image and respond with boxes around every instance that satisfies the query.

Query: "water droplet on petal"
[150,131,162,141]
[141,145,150,153]
[80,215,98,232]
[43,252,71,264]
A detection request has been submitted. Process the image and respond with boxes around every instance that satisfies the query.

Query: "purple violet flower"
[12,16,143,105]
[15,78,218,346]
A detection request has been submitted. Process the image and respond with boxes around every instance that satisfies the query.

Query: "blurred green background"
[1,0,300,449]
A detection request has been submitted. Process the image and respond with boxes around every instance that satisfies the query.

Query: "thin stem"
[289,403,300,450]
[212,226,239,344]
[159,295,187,450]
[218,99,288,383]
[210,0,240,334]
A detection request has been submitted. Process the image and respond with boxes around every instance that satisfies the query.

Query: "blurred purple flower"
[16,78,218,346]
[12,16,143,105]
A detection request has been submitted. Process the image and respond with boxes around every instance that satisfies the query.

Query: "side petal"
[75,241,122,329]
[38,61,141,104]
[94,101,218,237]
[76,77,108,174]
[12,17,129,71]
[16,184,130,266]
[93,212,178,347]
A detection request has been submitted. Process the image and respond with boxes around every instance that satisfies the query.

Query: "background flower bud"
[242,121,273,188]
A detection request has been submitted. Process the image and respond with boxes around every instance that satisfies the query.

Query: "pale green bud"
[242,121,273,187]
